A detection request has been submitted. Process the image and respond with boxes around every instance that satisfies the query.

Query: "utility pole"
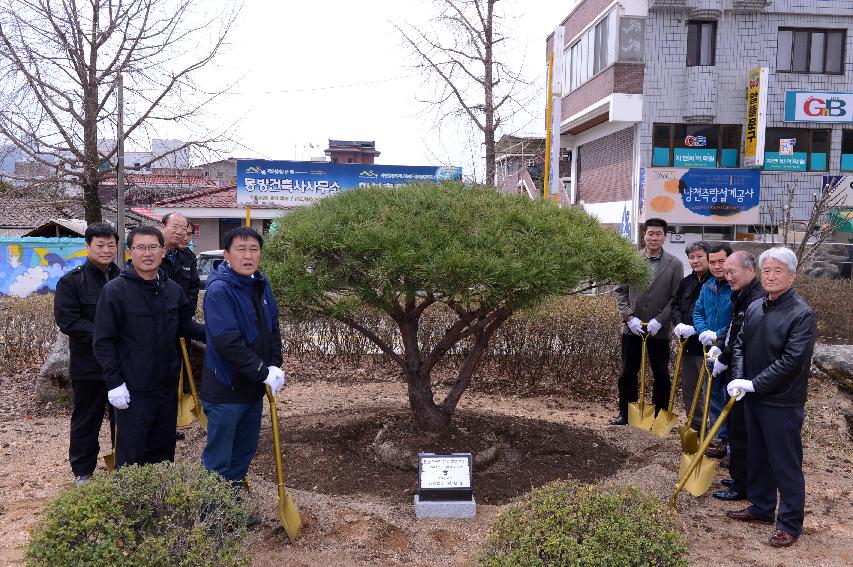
[116,74,126,267]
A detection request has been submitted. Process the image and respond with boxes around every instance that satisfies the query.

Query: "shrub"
[480,481,687,567]
[25,462,251,567]
[795,276,853,342]
[0,294,56,372]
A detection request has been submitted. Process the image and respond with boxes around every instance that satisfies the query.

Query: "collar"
[644,249,663,261]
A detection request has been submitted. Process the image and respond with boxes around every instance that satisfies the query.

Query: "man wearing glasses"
[54,222,121,486]
[94,226,205,468]
[160,213,200,311]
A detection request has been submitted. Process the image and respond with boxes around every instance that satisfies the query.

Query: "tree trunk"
[406,366,451,433]
[483,0,496,187]
[83,8,102,224]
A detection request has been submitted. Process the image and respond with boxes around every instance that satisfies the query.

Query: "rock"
[35,332,71,402]
[813,344,853,395]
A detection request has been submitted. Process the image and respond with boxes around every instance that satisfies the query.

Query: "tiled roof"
[101,174,217,188]
[0,194,155,237]
[152,186,280,209]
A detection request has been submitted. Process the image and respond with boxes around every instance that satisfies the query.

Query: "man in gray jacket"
[611,218,683,425]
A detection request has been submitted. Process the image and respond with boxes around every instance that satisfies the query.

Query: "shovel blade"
[103,451,115,471]
[628,402,655,430]
[684,456,718,497]
[191,405,208,430]
[679,425,698,454]
[651,410,678,437]
[276,492,302,542]
[177,394,196,427]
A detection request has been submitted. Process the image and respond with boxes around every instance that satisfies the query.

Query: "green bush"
[25,462,251,567]
[481,481,687,567]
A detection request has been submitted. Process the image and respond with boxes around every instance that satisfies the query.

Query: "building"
[548,0,853,247]
[324,140,380,164]
[199,158,239,187]
[494,135,547,198]
[98,169,218,206]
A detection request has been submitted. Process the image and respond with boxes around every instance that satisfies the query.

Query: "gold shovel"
[678,359,719,495]
[177,365,196,427]
[265,385,302,541]
[678,346,709,454]
[180,339,207,430]
[651,337,688,437]
[628,324,655,430]
[103,423,116,471]
[670,391,739,507]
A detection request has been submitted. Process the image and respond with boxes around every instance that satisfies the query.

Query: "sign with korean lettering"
[236,160,463,207]
[644,168,761,224]
[784,90,853,123]
[744,67,768,167]
[419,454,472,490]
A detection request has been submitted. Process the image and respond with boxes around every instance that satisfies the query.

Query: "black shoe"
[713,489,746,501]
[175,430,185,441]
[609,415,628,426]
[720,478,734,488]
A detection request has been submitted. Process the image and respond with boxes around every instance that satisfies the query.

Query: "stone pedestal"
[414,495,476,519]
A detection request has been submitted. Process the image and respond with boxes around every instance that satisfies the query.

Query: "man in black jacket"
[54,223,121,486]
[710,250,764,501]
[160,212,200,311]
[671,241,710,432]
[726,247,816,548]
[93,226,205,468]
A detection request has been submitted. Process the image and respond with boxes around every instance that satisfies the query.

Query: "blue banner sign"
[236,160,463,207]
[645,168,761,224]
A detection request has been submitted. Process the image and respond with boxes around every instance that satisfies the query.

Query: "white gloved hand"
[646,318,662,336]
[627,318,644,336]
[264,366,285,395]
[708,346,722,358]
[712,359,728,377]
[698,330,718,346]
[673,323,696,338]
[108,383,130,409]
[726,379,754,401]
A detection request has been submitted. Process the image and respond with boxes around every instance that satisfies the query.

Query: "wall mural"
[0,238,87,297]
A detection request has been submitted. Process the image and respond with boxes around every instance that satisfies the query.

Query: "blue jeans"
[709,371,729,443]
[201,399,263,483]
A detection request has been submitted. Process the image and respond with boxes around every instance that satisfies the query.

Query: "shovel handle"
[666,338,688,413]
[637,323,650,410]
[670,391,739,508]
[265,386,288,503]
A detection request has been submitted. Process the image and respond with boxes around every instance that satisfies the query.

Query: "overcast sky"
[187,1,571,177]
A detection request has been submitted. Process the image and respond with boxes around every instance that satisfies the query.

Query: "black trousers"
[727,389,748,494]
[69,380,115,477]
[618,334,671,416]
[115,389,178,468]
[745,402,805,537]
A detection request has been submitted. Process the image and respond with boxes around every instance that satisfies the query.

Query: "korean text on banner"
[644,168,761,225]
[744,67,768,167]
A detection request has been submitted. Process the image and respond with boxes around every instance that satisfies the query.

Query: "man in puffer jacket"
[200,227,285,513]
[693,243,733,455]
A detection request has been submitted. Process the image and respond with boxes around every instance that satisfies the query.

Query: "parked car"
[196,249,224,289]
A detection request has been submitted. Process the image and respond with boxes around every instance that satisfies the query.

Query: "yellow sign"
[744,67,768,167]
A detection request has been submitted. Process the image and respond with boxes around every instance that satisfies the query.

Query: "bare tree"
[397,0,533,186]
[758,180,851,270]
[0,0,238,223]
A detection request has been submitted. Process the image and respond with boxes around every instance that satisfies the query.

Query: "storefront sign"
[236,160,463,207]
[644,168,761,224]
[744,67,768,167]
[784,91,853,123]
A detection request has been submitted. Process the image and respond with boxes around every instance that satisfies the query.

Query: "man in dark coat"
[671,241,710,432]
[711,251,765,501]
[160,212,200,311]
[201,227,284,493]
[726,247,817,548]
[93,226,205,468]
[54,222,121,486]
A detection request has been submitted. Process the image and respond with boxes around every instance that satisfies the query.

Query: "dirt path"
[1,373,851,566]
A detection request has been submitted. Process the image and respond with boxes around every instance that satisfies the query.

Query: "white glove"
[712,359,728,377]
[264,366,286,395]
[627,318,644,336]
[646,318,662,336]
[698,330,717,346]
[726,379,754,401]
[108,383,130,409]
[708,346,722,358]
[673,323,696,338]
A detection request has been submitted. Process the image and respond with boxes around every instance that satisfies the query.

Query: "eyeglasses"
[130,245,163,252]
[164,223,188,231]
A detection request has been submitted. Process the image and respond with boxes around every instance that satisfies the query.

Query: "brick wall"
[577,126,635,204]
[563,64,644,120]
[563,0,617,44]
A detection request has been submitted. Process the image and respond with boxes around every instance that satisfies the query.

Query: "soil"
[1,365,852,566]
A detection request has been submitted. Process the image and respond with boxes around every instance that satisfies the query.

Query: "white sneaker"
[74,475,91,487]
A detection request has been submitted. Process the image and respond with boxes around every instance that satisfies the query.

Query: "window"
[687,21,716,66]
[842,131,853,171]
[619,17,645,62]
[568,10,617,91]
[777,28,845,74]
[764,128,829,171]
[651,124,741,168]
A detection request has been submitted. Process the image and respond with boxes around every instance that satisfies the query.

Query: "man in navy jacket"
[94,225,205,468]
[200,227,284,496]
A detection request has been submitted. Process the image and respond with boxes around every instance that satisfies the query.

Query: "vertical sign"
[548,25,565,200]
[744,67,768,167]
